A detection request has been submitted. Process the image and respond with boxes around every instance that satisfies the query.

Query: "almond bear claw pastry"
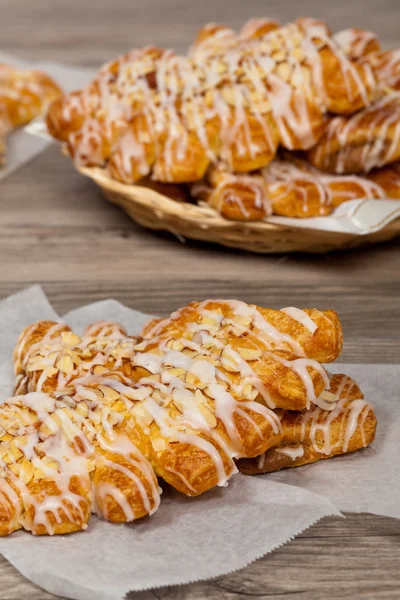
[307,94,400,174]
[0,64,62,166]
[0,299,376,536]
[237,373,377,475]
[46,17,379,184]
[193,156,388,220]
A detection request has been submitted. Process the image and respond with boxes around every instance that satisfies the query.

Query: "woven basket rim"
[79,165,400,253]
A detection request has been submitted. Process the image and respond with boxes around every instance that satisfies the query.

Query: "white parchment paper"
[0,286,398,600]
[0,52,94,182]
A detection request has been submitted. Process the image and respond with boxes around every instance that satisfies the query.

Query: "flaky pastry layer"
[237,373,377,475]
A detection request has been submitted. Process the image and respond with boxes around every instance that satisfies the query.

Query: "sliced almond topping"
[166,339,184,351]
[61,332,81,346]
[9,441,23,461]
[151,390,163,404]
[242,383,258,400]
[172,387,193,413]
[272,49,286,62]
[55,354,74,374]
[276,62,291,82]
[93,365,108,375]
[291,47,305,61]
[76,402,89,418]
[220,347,241,372]
[162,367,186,380]
[199,404,217,428]
[151,438,166,453]
[98,385,120,402]
[144,373,161,383]
[185,371,201,386]
[112,400,126,413]
[125,386,151,402]
[9,463,20,476]
[108,411,123,426]
[27,360,48,372]
[237,347,262,361]
[182,348,197,358]
[200,316,219,327]
[20,459,35,485]
[132,403,154,427]
[34,467,46,480]
[319,390,338,404]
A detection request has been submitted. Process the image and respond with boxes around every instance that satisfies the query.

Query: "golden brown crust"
[239,18,281,40]
[0,64,62,166]
[47,18,380,183]
[141,299,343,411]
[334,28,381,61]
[366,161,400,197]
[307,95,400,173]
[3,303,377,536]
[237,373,377,475]
[0,65,62,129]
[196,156,385,220]
[361,49,400,93]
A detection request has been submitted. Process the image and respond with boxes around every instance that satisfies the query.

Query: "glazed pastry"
[46,18,378,183]
[14,316,296,496]
[334,28,381,60]
[239,18,281,40]
[0,64,62,165]
[0,64,62,129]
[193,156,385,220]
[2,300,377,536]
[361,49,400,93]
[141,298,343,410]
[237,373,377,475]
[307,94,400,173]
[14,297,343,498]
[0,389,161,536]
[367,161,400,196]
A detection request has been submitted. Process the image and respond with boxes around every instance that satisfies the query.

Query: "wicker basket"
[80,167,400,254]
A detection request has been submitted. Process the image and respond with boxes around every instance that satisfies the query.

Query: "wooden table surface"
[1,1,400,598]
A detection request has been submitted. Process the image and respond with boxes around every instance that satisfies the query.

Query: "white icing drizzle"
[12,298,341,517]
[280,307,318,333]
[312,94,400,173]
[276,445,305,460]
[203,156,386,221]
[53,19,376,181]
[0,389,161,534]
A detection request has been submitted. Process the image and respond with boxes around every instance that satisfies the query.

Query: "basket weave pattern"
[81,167,400,254]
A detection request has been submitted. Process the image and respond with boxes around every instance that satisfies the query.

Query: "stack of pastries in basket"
[46,16,400,220]
[0,300,376,535]
[0,64,62,165]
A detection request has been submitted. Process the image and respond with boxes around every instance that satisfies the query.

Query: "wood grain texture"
[0,1,400,598]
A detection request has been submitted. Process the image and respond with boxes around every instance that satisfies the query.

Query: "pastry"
[46,18,378,183]
[193,156,385,220]
[361,49,400,93]
[366,160,400,196]
[0,390,161,536]
[15,298,343,495]
[307,94,400,173]
[0,64,62,165]
[141,298,343,410]
[334,28,381,60]
[0,300,376,536]
[237,373,377,474]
